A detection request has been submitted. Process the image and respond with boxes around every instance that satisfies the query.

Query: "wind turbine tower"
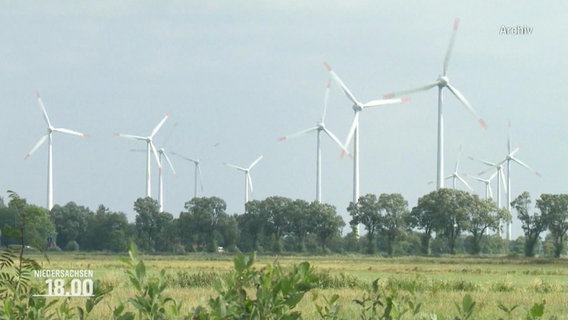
[25,92,87,210]
[278,80,350,202]
[384,19,486,190]
[115,113,169,198]
[225,155,263,210]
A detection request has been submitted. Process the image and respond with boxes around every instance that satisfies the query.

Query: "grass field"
[27,252,568,319]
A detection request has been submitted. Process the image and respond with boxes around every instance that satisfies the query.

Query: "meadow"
[28,252,568,319]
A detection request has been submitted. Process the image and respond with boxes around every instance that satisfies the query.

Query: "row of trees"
[0,190,566,257]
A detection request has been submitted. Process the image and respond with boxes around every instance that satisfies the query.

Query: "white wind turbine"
[384,19,487,190]
[469,156,508,237]
[171,152,203,199]
[225,155,263,208]
[481,121,540,240]
[467,172,498,200]
[25,92,87,210]
[115,113,169,198]
[324,62,408,207]
[278,79,351,202]
[444,146,472,191]
[156,147,176,212]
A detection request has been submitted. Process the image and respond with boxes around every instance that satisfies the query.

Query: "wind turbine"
[278,79,351,202]
[225,155,263,209]
[171,152,203,199]
[444,146,472,191]
[156,147,176,212]
[323,62,407,206]
[466,171,498,199]
[115,113,169,198]
[469,155,508,237]
[384,19,487,190]
[25,91,87,210]
[481,121,540,240]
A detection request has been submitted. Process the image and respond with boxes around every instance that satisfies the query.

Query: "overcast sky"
[1,1,566,239]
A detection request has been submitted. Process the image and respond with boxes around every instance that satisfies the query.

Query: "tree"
[511,192,547,257]
[260,196,293,253]
[80,205,131,252]
[310,202,345,252]
[134,197,173,252]
[1,191,55,250]
[49,202,90,249]
[348,194,381,254]
[409,189,443,255]
[179,197,228,252]
[287,199,312,252]
[377,193,409,256]
[410,189,470,255]
[464,195,510,255]
[237,200,266,252]
[536,194,568,258]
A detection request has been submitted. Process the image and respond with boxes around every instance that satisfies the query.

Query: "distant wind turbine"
[469,155,508,237]
[481,121,540,240]
[324,62,407,205]
[115,113,169,198]
[25,92,87,210]
[172,152,203,199]
[278,79,350,202]
[225,155,263,209]
[384,18,487,190]
[444,146,472,191]
[466,171,498,199]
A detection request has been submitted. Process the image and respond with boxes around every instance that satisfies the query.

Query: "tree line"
[0,189,566,257]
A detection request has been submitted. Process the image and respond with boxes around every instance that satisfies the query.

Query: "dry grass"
[27,252,568,319]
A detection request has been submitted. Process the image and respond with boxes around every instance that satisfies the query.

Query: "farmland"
[24,251,568,319]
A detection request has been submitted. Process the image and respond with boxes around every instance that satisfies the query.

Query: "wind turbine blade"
[322,127,351,157]
[510,156,541,177]
[323,62,360,106]
[150,113,169,138]
[278,127,319,141]
[25,134,48,159]
[225,162,247,171]
[53,127,86,137]
[150,142,162,169]
[171,151,198,163]
[509,146,520,157]
[507,120,512,154]
[456,174,473,191]
[383,82,439,98]
[161,122,178,147]
[446,83,487,129]
[163,152,176,174]
[362,97,408,108]
[321,79,331,122]
[443,18,459,76]
[35,91,52,127]
[115,133,147,141]
[455,145,462,171]
[248,155,263,170]
[197,164,204,191]
[499,169,508,193]
[343,112,359,150]
[248,173,254,194]
[488,185,493,199]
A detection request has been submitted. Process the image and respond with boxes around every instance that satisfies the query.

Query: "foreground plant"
[190,252,317,319]
[114,242,181,320]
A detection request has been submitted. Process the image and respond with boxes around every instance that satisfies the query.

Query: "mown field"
[28,252,568,319]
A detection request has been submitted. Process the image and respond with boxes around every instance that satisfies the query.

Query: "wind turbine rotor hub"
[438,76,449,87]
[353,104,363,112]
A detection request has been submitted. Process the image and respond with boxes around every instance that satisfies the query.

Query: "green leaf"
[528,301,545,317]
